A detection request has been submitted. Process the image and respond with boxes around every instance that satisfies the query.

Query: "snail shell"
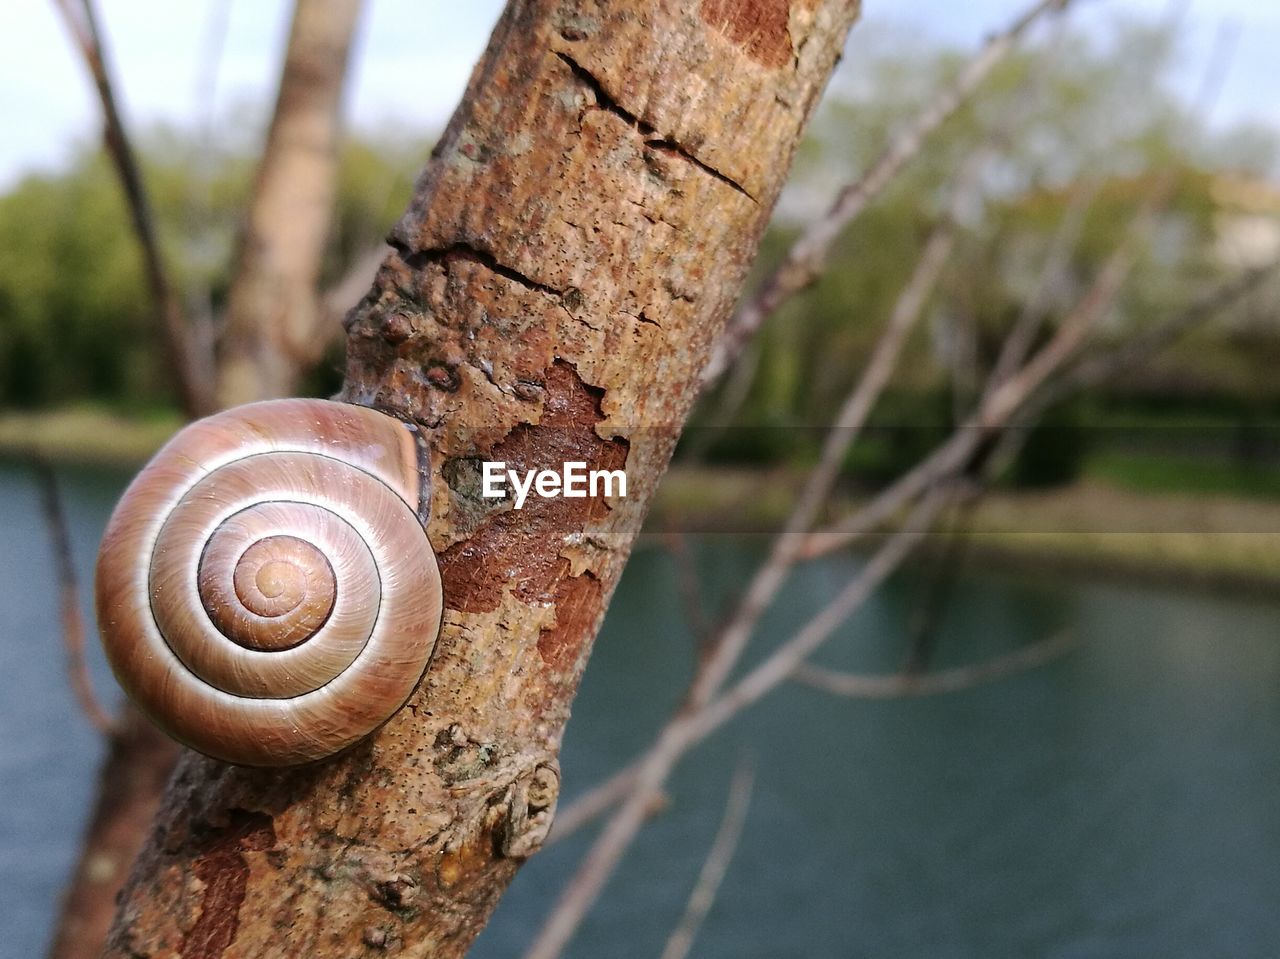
[95,399,443,767]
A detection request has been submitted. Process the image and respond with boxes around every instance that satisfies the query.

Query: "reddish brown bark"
[102,1,861,955]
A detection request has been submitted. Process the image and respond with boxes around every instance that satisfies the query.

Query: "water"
[1,461,1278,958]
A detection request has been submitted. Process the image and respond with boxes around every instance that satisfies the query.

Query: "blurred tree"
[695,17,1280,476]
[0,129,426,411]
[216,0,365,406]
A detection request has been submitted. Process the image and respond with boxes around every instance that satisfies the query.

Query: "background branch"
[32,460,114,735]
[701,0,1075,387]
[659,757,756,959]
[49,0,209,416]
[794,629,1077,698]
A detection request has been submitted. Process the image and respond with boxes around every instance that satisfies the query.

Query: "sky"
[0,0,1277,190]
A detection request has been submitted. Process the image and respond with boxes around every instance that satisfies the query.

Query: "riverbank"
[4,407,1279,595]
[0,406,181,468]
[650,467,1280,596]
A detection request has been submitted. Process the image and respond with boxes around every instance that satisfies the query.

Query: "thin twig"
[701,0,1075,387]
[320,245,390,340]
[545,767,637,846]
[180,0,233,378]
[662,531,714,651]
[687,184,964,712]
[985,179,1101,396]
[32,460,115,735]
[794,629,1076,698]
[1031,260,1280,417]
[804,182,1167,561]
[900,492,982,674]
[50,0,207,416]
[524,488,955,959]
[659,757,756,959]
[680,340,760,462]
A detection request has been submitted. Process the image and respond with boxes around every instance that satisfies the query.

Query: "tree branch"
[101,3,864,955]
[659,756,755,959]
[662,531,714,651]
[50,0,210,416]
[701,0,1075,387]
[32,459,114,735]
[802,180,1167,561]
[216,0,367,406]
[794,629,1077,698]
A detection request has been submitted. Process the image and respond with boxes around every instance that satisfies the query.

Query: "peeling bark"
[103,1,861,955]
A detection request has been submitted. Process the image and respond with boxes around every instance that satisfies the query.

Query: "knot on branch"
[499,761,561,859]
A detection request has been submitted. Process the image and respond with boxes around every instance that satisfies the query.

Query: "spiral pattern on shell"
[95,399,443,766]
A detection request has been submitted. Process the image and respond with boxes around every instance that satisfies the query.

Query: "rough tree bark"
[216,0,366,407]
[103,1,861,955]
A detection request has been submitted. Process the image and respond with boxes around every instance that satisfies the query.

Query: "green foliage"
[3,11,1279,509]
[0,153,172,406]
[0,128,430,409]
[1008,398,1091,488]
[1088,450,1280,500]
[690,15,1280,489]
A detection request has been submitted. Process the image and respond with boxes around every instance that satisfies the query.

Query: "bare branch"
[804,183,1167,561]
[525,487,954,959]
[1043,260,1280,409]
[680,340,760,462]
[982,200,1155,425]
[50,0,209,416]
[985,179,1101,395]
[687,173,969,713]
[690,487,959,742]
[794,629,1077,698]
[659,757,756,959]
[900,494,982,674]
[701,0,1075,387]
[32,460,114,735]
[662,532,714,650]
[320,245,389,337]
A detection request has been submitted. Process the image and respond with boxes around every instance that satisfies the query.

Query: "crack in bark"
[643,138,756,202]
[395,238,565,299]
[555,52,756,202]
[621,309,661,329]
